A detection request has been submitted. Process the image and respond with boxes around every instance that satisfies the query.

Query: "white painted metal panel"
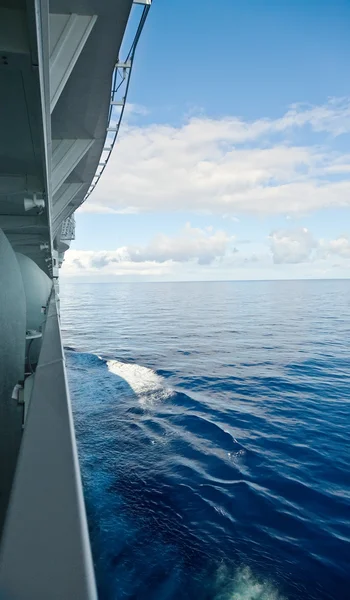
[0,293,97,600]
[0,8,29,54]
[52,138,94,194]
[50,13,97,112]
[0,228,25,535]
[52,181,84,222]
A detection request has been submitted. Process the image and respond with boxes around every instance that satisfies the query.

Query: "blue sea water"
[60,280,350,600]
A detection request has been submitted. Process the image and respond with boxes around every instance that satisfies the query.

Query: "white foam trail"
[215,565,286,600]
[107,360,172,406]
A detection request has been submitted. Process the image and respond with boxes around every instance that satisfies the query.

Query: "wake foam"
[214,565,286,600]
[107,360,172,406]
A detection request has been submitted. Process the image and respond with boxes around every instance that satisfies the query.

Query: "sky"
[62,0,350,282]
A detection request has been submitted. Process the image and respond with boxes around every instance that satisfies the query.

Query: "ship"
[0,1,151,597]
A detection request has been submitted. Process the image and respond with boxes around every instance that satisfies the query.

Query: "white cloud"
[269,228,318,264]
[78,203,138,215]
[319,235,350,258]
[62,224,235,276]
[127,223,232,265]
[80,98,350,216]
[124,103,149,117]
[269,227,350,265]
[61,221,350,280]
[275,98,350,135]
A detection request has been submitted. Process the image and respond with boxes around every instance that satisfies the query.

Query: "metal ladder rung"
[116,61,131,69]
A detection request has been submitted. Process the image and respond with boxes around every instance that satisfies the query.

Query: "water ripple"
[61,280,350,600]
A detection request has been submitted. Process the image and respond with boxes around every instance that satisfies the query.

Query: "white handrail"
[0,292,97,600]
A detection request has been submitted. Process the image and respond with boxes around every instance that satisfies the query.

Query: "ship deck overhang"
[0,0,134,274]
[0,0,150,597]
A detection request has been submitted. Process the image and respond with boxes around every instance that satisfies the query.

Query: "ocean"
[60,280,350,600]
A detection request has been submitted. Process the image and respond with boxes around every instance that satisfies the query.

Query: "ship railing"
[84,0,152,201]
[0,291,97,599]
[60,214,76,241]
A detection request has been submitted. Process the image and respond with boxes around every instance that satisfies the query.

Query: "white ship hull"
[0,1,150,596]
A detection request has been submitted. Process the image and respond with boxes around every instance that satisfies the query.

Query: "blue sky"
[63,0,350,281]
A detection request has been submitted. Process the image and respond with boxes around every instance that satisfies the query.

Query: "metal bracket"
[115,61,131,69]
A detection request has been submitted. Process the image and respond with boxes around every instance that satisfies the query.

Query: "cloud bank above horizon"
[62,97,350,281]
[62,223,350,280]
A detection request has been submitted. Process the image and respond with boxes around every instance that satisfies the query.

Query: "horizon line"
[60,277,350,284]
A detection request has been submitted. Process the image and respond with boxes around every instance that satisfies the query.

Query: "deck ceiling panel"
[0,7,45,184]
[52,182,84,223]
[0,67,42,178]
[0,2,51,274]
[0,0,137,270]
[48,0,133,239]
[49,0,133,237]
[52,138,93,193]
[50,0,131,18]
[49,13,97,112]
[51,3,132,139]
[0,1,25,8]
